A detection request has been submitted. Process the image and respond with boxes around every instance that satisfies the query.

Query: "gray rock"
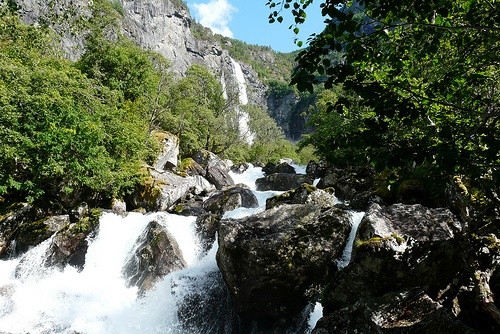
[266,183,336,210]
[216,204,351,323]
[262,162,296,175]
[192,149,234,190]
[123,220,186,293]
[313,288,478,334]
[323,203,463,312]
[203,185,258,215]
[152,131,179,171]
[129,170,214,212]
[0,203,55,258]
[255,173,314,191]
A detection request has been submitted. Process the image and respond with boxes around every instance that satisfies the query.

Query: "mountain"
[8,0,310,139]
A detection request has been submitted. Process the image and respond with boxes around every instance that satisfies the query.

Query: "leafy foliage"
[269,0,499,209]
[0,9,152,207]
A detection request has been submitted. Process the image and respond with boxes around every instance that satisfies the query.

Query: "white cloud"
[193,0,236,38]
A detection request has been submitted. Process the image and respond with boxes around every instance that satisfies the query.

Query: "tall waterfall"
[230,58,255,145]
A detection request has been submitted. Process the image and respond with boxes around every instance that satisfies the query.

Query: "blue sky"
[184,0,326,53]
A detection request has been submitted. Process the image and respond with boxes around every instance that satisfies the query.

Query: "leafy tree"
[268,0,499,209]
[168,64,242,156]
[0,9,152,208]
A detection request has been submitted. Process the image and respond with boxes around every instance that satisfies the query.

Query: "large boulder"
[128,170,214,212]
[262,161,296,175]
[122,220,186,293]
[216,204,351,325]
[321,203,464,318]
[266,183,336,210]
[152,131,179,171]
[317,165,378,210]
[0,203,57,258]
[255,173,315,191]
[192,149,234,190]
[203,185,259,215]
[313,288,478,333]
[44,210,101,270]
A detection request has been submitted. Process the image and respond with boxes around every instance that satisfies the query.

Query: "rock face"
[152,131,179,171]
[123,220,186,292]
[317,203,472,332]
[255,173,314,191]
[0,203,55,258]
[203,185,258,215]
[313,288,478,334]
[192,149,234,190]
[266,183,336,210]
[216,204,351,326]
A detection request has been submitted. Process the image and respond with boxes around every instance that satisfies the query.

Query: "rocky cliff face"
[9,0,270,110]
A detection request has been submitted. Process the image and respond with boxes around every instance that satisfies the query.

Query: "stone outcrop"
[44,211,100,269]
[266,183,336,210]
[191,149,234,190]
[313,288,478,333]
[123,220,186,293]
[152,131,179,171]
[203,185,258,215]
[216,204,351,326]
[128,170,214,212]
[0,203,55,258]
[324,203,463,309]
[255,173,314,191]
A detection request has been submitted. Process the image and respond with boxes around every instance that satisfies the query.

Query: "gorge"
[0,0,499,333]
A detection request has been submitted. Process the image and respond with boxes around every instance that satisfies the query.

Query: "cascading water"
[230,58,255,145]
[0,164,357,333]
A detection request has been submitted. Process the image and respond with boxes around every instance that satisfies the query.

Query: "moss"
[17,219,49,244]
[70,208,102,234]
[355,234,405,249]
[178,158,196,174]
[302,183,317,194]
[174,204,184,213]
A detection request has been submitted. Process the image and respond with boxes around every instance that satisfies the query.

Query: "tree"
[268,0,499,208]
[0,9,152,208]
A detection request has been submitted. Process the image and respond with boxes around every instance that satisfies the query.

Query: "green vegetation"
[0,1,308,210]
[268,0,499,216]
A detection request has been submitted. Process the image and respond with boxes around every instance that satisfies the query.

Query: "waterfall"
[0,164,329,334]
[230,58,255,145]
[336,211,365,269]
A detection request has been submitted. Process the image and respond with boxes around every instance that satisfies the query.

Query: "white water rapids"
[0,164,363,333]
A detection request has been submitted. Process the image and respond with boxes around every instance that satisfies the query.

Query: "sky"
[184,0,327,53]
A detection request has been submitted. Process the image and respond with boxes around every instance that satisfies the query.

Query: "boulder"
[266,183,336,210]
[316,166,379,210]
[196,213,221,254]
[168,186,208,217]
[128,170,214,212]
[262,161,296,175]
[313,288,478,333]
[255,173,315,191]
[152,131,179,171]
[322,203,463,312]
[44,209,102,270]
[230,162,250,174]
[192,149,234,189]
[306,160,330,178]
[216,204,351,323]
[123,220,186,293]
[203,185,259,215]
[0,203,58,258]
